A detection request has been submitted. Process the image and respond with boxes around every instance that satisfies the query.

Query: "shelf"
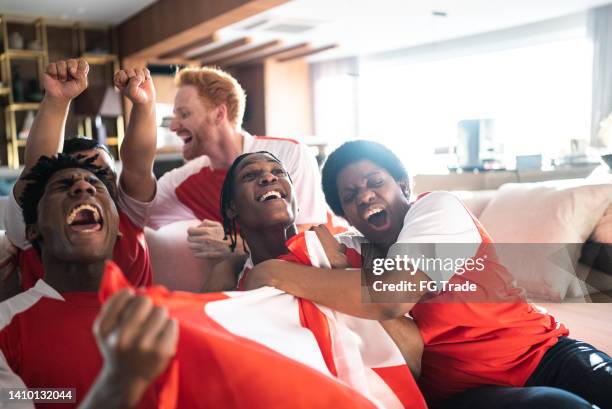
[81,53,118,65]
[106,137,118,146]
[5,102,40,112]
[0,49,46,60]
[15,139,27,147]
[0,87,10,96]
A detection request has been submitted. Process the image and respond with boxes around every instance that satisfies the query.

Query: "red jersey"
[0,281,160,408]
[335,192,569,403]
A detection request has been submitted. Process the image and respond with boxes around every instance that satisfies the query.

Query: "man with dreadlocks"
[4,58,157,291]
[205,151,427,408]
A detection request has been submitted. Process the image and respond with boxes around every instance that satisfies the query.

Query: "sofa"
[452,175,612,302]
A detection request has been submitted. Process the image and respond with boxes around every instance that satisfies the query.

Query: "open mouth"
[66,203,103,233]
[178,132,193,145]
[257,190,286,202]
[364,206,389,228]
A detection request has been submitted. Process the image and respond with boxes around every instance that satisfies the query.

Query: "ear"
[398,180,410,199]
[26,224,41,243]
[215,104,227,125]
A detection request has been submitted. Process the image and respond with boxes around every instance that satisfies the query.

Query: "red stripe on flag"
[372,366,428,409]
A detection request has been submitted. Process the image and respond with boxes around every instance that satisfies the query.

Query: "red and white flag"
[100,231,426,408]
[283,231,427,409]
[100,262,379,409]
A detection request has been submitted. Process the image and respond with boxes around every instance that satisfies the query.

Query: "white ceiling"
[217,0,612,61]
[0,0,156,24]
[1,0,612,59]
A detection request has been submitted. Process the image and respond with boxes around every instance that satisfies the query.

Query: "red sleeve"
[0,321,21,374]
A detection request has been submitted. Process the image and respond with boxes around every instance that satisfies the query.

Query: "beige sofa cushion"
[480,179,612,243]
[478,179,612,300]
[592,204,612,243]
[145,220,217,292]
[451,190,496,218]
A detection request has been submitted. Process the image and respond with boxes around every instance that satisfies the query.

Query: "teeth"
[259,190,282,202]
[364,207,384,219]
[66,204,101,225]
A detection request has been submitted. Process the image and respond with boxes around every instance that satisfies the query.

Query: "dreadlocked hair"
[219,151,285,252]
[20,153,117,228]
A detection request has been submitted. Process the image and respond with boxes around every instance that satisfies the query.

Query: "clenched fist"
[114,68,156,105]
[43,58,89,101]
[187,219,232,259]
[91,289,178,408]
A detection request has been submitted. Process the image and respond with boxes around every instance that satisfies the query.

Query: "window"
[313,29,594,175]
[357,38,593,174]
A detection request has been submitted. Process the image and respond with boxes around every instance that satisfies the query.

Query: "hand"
[309,225,349,268]
[114,68,155,105]
[43,59,89,101]
[187,219,231,259]
[93,289,178,406]
[242,259,285,291]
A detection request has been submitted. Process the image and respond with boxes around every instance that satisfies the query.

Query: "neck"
[208,128,244,169]
[42,254,106,292]
[243,224,297,265]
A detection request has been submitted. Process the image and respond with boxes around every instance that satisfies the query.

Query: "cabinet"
[0,18,124,168]
[72,24,124,155]
[0,15,47,168]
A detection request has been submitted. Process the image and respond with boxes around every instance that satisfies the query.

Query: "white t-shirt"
[145,132,327,229]
[337,192,482,283]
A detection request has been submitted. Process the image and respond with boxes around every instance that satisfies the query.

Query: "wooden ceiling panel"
[243,42,310,65]
[216,39,282,66]
[159,33,218,59]
[196,37,251,63]
[277,44,338,62]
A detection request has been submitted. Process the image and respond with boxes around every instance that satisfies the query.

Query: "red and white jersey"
[237,232,427,409]
[145,132,327,229]
[337,191,569,403]
[0,351,32,409]
[5,184,153,290]
[0,265,378,409]
[0,279,160,409]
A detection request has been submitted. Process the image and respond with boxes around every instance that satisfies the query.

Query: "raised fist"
[43,58,89,101]
[114,68,155,105]
[94,289,178,384]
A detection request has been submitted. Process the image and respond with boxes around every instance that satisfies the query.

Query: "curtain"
[310,57,359,152]
[589,4,612,146]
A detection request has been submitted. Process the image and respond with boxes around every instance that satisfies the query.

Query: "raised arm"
[114,68,157,202]
[13,58,89,202]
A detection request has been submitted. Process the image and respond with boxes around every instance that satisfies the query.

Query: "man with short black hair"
[4,59,157,290]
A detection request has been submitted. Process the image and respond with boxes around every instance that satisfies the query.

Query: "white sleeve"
[145,160,202,230]
[0,351,34,409]
[3,191,30,250]
[389,192,482,283]
[286,144,327,226]
[335,231,368,253]
[116,182,156,229]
